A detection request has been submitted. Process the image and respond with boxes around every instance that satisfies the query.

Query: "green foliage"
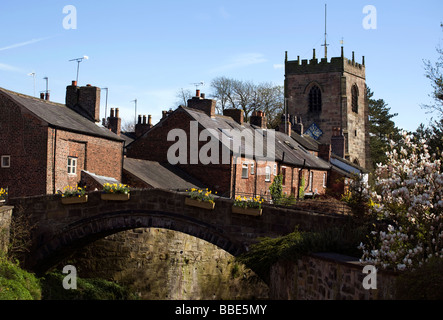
[298,177,305,199]
[0,254,41,300]
[269,174,283,203]
[274,193,297,207]
[236,225,366,282]
[41,272,137,300]
[395,257,443,299]
[367,86,401,168]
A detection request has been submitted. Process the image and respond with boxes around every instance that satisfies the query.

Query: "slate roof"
[123,157,205,191]
[179,106,330,170]
[0,87,124,142]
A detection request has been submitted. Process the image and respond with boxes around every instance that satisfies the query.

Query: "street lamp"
[69,55,89,83]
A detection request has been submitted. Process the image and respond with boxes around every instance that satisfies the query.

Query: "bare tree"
[175,88,193,107]
[210,76,284,126]
[422,23,443,116]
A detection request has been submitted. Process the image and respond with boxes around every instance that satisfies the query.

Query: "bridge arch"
[28,208,245,275]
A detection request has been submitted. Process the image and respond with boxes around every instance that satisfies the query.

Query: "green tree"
[367,86,401,168]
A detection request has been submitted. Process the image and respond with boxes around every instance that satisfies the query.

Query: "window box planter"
[185,197,215,210]
[232,206,262,217]
[101,193,130,201]
[61,195,88,205]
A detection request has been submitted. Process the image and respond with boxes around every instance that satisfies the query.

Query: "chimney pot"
[40,92,45,99]
[196,89,201,97]
[201,93,205,99]
[143,115,147,125]
[148,115,152,126]
[110,108,115,118]
[86,84,92,87]
[115,108,120,118]
[45,92,50,101]
[72,80,77,86]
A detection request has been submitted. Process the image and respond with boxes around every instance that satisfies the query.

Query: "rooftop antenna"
[321,4,329,59]
[102,87,109,125]
[69,55,89,84]
[43,76,49,95]
[131,99,137,126]
[28,72,36,97]
[191,81,205,90]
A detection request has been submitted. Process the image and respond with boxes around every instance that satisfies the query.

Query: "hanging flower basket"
[101,183,131,201]
[61,195,89,205]
[185,197,215,210]
[232,206,262,217]
[232,196,264,216]
[59,185,88,205]
[101,193,130,201]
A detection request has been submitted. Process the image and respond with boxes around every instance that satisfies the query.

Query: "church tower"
[284,48,370,169]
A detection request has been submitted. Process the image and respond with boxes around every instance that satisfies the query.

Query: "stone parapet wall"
[269,253,397,300]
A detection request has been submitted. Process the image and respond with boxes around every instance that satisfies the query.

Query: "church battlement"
[285,48,365,79]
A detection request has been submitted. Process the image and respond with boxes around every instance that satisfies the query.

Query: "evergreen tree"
[367,85,401,168]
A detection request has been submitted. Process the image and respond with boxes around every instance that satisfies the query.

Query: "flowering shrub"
[103,183,130,195]
[187,188,215,204]
[234,196,264,209]
[58,185,86,198]
[0,188,7,201]
[360,131,443,271]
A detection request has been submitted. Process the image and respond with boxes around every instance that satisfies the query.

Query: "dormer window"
[308,86,322,113]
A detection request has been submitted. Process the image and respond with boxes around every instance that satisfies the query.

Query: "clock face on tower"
[305,123,323,140]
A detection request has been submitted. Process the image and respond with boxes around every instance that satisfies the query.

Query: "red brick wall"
[0,95,49,198]
[47,129,123,194]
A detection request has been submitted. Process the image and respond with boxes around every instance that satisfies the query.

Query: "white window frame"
[250,162,255,175]
[273,163,277,175]
[67,157,77,175]
[265,166,271,182]
[241,163,249,179]
[1,156,10,168]
[323,172,327,188]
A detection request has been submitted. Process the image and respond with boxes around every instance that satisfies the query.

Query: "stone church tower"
[284,48,370,169]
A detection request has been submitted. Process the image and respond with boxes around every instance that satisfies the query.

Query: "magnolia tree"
[359,131,443,271]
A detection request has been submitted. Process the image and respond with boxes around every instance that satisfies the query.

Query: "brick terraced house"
[0,82,124,198]
[126,91,331,199]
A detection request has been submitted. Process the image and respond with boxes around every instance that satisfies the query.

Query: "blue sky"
[0,0,442,131]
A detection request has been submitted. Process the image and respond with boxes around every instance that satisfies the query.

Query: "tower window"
[352,85,359,113]
[308,86,322,113]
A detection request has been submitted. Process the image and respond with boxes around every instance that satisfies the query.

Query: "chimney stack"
[331,127,345,158]
[292,115,304,135]
[250,111,267,129]
[318,144,332,162]
[280,114,292,135]
[223,109,244,125]
[135,114,153,138]
[108,108,121,136]
[66,81,101,122]
[187,92,216,117]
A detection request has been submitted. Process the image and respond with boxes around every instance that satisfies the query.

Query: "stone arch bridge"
[10,189,346,275]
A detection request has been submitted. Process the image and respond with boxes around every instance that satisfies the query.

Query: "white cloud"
[210,53,267,73]
[0,37,50,52]
[219,6,231,19]
[273,64,284,69]
[0,63,24,73]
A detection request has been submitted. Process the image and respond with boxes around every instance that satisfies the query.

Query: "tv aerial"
[191,81,205,90]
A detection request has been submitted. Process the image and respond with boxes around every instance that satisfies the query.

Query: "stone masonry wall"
[62,228,269,300]
[269,253,397,300]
